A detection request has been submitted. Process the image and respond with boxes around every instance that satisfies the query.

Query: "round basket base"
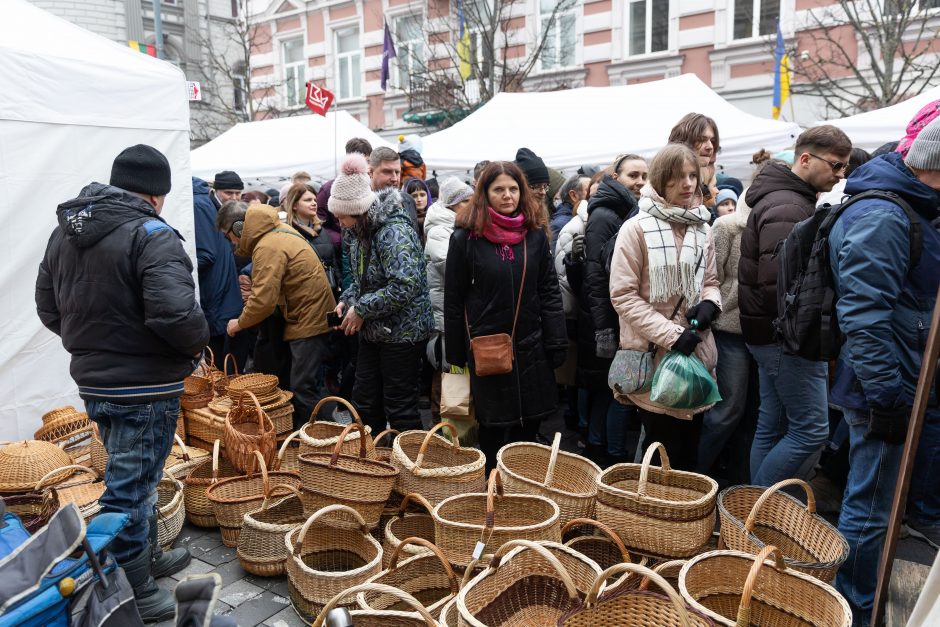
[186,512,218,528]
[237,554,286,578]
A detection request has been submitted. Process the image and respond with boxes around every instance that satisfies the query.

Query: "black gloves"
[865,405,910,445]
[672,329,702,356]
[685,300,720,331]
[569,234,585,263]
[548,349,568,369]
[595,328,618,359]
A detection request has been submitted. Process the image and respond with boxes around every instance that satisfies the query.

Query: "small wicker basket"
[157,472,185,549]
[237,483,306,577]
[223,391,277,474]
[391,422,486,507]
[183,440,242,528]
[3,489,59,534]
[562,517,646,584]
[164,433,210,481]
[383,492,437,568]
[298,396,376,459]
[227,373,279,397]
[34,464,104,521]
[314,582,440,627]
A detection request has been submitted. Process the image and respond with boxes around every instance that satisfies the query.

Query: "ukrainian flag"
[457,0,472,80]
[772,19,790,120]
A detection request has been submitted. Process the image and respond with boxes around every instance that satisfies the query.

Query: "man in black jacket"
[35,145,209,623]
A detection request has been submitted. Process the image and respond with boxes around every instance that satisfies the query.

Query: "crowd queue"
[35,104,940,624]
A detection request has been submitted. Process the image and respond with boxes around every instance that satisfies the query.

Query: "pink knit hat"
[896,99,940,157]
[328,153,376,216]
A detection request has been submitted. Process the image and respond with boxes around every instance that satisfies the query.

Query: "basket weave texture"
[224,391,277,473]
[3,489,59,534]
[298,397,376,458]
[183,440,242,528]
[157,473,185,548]
[391,422,486,507]
[0,440,75,493]
[314,582,440,627]
[237,483,306,577]
[35,464,104,521]
[383,493,437,568]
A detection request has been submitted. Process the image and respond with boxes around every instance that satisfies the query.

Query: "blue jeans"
[747,343,829,486]
[579,389,631,457]
[86,398,179,563]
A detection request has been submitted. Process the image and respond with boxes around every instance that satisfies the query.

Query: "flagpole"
[334,108,338,178]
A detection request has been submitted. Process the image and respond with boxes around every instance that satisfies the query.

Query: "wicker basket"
[315,582,440,627]
[440,598,458,627]
[497,431,600,527]
[35,464,104,521]
[34,408,89,445]
[185,406,227,446]
[359,537,459,619]
[0,440,75,493]
[679,546,852,627]
[432,468,561,568]
[560,561,715,627]
[718,479,848,583]
[59,425,94,468]
[285,504,383,624]
[183,440,242,528]
[90,425,107,477]
[164,433,210,480]
[184,372,214,396]
[456,539,602,627]
[157,472,185,549]
[237,483,306,577]
[274,430,302,473]
[3,489,59,534]
[41,406,79,425]
[650,559,687,591]
[206,450,302,547]
[224,391,277,474]
[383,492,437,568]
[227,373,279,397]
[392,423,486,507]
[298,422,399,529]
[373,429,399,464]
[596,442,718,559]
[213,353,239,396]
[562,517,646,583]
[298,396,376,459]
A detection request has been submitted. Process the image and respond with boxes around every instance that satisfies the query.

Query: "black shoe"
[121,547,176,623]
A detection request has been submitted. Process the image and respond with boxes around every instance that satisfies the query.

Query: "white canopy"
[817,85,940,152]
[421,74,802,179]
[190,111,393,182]
[0,0,194,440]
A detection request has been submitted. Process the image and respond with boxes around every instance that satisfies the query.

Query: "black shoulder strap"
[832,190,922,269]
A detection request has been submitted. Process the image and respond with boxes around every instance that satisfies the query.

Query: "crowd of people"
[33,103,940,624]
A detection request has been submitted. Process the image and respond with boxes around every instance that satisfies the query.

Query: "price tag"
[472,541,486,560]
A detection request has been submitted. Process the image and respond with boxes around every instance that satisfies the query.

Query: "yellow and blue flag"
[772,19,790,120]
[457,0,472,80]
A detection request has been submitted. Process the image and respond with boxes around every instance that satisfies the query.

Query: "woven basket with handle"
[383,492,436,568]
[237,483,306,577]
[273,430,302,473]
[164,433,210,481]
[562,517,647,588]
[298,396,376,458]
[224,391,277,474]
[183,440,242,527]
[391,422,486,507]
[3,489,59,534]
[34,464,104,521]
[314,582,440,627]
[213,353,239,396]
[157,472,185,549]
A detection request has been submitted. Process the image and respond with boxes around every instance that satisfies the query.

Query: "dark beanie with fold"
[514,147,549,185]
[214,170,245,191]
[109,144,172,196]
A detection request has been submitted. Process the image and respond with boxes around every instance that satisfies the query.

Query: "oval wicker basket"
[383,492,437,568]
[227,373,279,397]
[3,489,60,534]
[157,472,185,549]
[315,582,439,627]
[237,483,306,577]
[274,430,302,473]
[183,440,242,528]
[164,433,211,481]
[298,396,376,459]
[391,422,486,507]
[497,431,600,526]
[35,464,104,521]
[223,391,277,474]
[562,517,647,586]
[0,440,75,493]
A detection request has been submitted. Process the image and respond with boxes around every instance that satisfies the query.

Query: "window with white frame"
[335,28,362,100]
[626,0,669,56]
[396,14,424,90]
[732,0,778,40]
[539,0,577,70]
[281,37,305,107]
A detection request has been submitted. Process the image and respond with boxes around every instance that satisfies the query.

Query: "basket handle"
[736,545,787,626]
[638,560,687,591]
[460,555,491,588]
[415,422,458,468]
[484,468,504,532]
[203,345,216,370]
[586,562,690,626]
[388,536,459,594]
[248,450,270,496]
[396,492,435,518]
[274,430,302,471]
[173,433,190,462]
[210,439,221,482]
[310,396,364,427]
[221,353,239,377]
[543,432,562,487]
[488,540,579,601]
[35,464,99,491]
[637,441,671,497]
[313,582,437,627]
[293,504,368,556]
[330,422,368,465]
[743,478,816,534]
[373,429,399,448]
[561,517,632,563]
[261,483,302,510]
[234,391,265,433]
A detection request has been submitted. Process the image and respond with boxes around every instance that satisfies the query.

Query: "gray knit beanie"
[904,116,940,171]
[439,176,473,208]
[328,153,376,216]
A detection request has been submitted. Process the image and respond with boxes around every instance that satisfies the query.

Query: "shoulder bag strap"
[510,238,527,342]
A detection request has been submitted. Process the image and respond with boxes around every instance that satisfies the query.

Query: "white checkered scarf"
[637,183,710,305]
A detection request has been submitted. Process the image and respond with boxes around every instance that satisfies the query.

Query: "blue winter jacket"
[828,152,940,411]
[549,201,574,253]
[193,177,242,336]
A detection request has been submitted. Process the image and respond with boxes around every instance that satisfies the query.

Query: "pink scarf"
[481,207,526,260]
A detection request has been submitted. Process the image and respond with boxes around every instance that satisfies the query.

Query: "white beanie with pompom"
[328,153,376,216]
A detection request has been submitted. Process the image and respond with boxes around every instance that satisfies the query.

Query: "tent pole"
[334,110,338,177]
[871,283,940,625]
[153,0,165,60]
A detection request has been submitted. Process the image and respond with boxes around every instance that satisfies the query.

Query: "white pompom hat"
[328,153,376,216]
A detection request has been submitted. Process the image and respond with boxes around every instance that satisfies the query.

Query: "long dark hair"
[456,161,544,235]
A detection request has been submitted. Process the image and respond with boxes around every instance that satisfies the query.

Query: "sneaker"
[905,521,940,550]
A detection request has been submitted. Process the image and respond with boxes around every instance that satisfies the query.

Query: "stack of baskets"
[34,406,93,467]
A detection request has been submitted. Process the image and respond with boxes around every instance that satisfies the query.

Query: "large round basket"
[432,469,561,568]
[497,432,600,526]
[359,537,459,619]
[237,483,306,577]
[35,464,104,521]
[456,540,602,627]
[0,440,75,493]
[285,504,383,624]
[596,442,717,559]
[391,423,486,507]
[315,583,440,627]
[164,433,210,480]
[559,561,715,627]
[298,422,399,529]
[562,517,647,586]
[223,391,277,474]
[183,440,242,527]
[157,472,185,549]
[679,546,852,627]
[383,492,437,568]
[718,479,848,583]
[206,451,301,547]
[3,489,59,534]
[298,397,376,459]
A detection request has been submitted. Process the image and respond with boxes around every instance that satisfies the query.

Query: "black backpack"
[774,190,923,361]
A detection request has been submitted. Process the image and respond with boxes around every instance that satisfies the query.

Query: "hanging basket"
[298,396,376,459]
[157,472,185,549]
[314,582,440,627]
[223,391,277,474]
[383,492,437,568]
[34,464,104,521]
[497,431,600,527]
[0,441,75,493]
[183,440,242,528]
[237,483,306,577]
[718,479,849,583]
[391,422,486,507]
[3,489,60,534]
[164,433,210,480]
[596,442,718,559]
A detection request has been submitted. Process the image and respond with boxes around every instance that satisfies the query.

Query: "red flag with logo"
[305,82,334,116]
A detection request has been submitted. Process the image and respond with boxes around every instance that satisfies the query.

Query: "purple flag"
[380,19,396,91]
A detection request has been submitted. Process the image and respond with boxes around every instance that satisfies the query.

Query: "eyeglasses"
[529,183,549,193]
[809,153,848,173]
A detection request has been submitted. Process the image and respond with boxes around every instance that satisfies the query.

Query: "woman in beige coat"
[609,143,721,470]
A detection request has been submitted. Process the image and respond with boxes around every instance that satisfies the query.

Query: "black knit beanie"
[514,147,549,185]
[109,144,172,196]
[213,170,245,191]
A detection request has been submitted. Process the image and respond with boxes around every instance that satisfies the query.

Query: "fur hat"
[514,147,549,185]
[328,153,376,216]
[109,144,171,196]
[905,115,940,171]
[439,176,473,208]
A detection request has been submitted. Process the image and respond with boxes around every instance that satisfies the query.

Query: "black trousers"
[289,334,329,429]
[639,408,704,472]
[352,339,423,434]
[479,419,541,471]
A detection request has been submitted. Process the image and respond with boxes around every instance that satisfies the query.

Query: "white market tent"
[817,84,940,152]
[421,74,802,180]
[190,112,393,182]
[0,0,194,440]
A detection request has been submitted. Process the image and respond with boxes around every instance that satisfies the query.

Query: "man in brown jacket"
[218,202,336,425]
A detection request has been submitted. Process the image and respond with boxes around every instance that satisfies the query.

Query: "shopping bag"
[440,367,471,417]
[649,350,721,409]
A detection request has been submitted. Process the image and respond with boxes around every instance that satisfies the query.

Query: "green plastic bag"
[649,350,722,409]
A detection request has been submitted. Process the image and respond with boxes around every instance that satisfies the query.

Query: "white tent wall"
[0,0,194,441]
